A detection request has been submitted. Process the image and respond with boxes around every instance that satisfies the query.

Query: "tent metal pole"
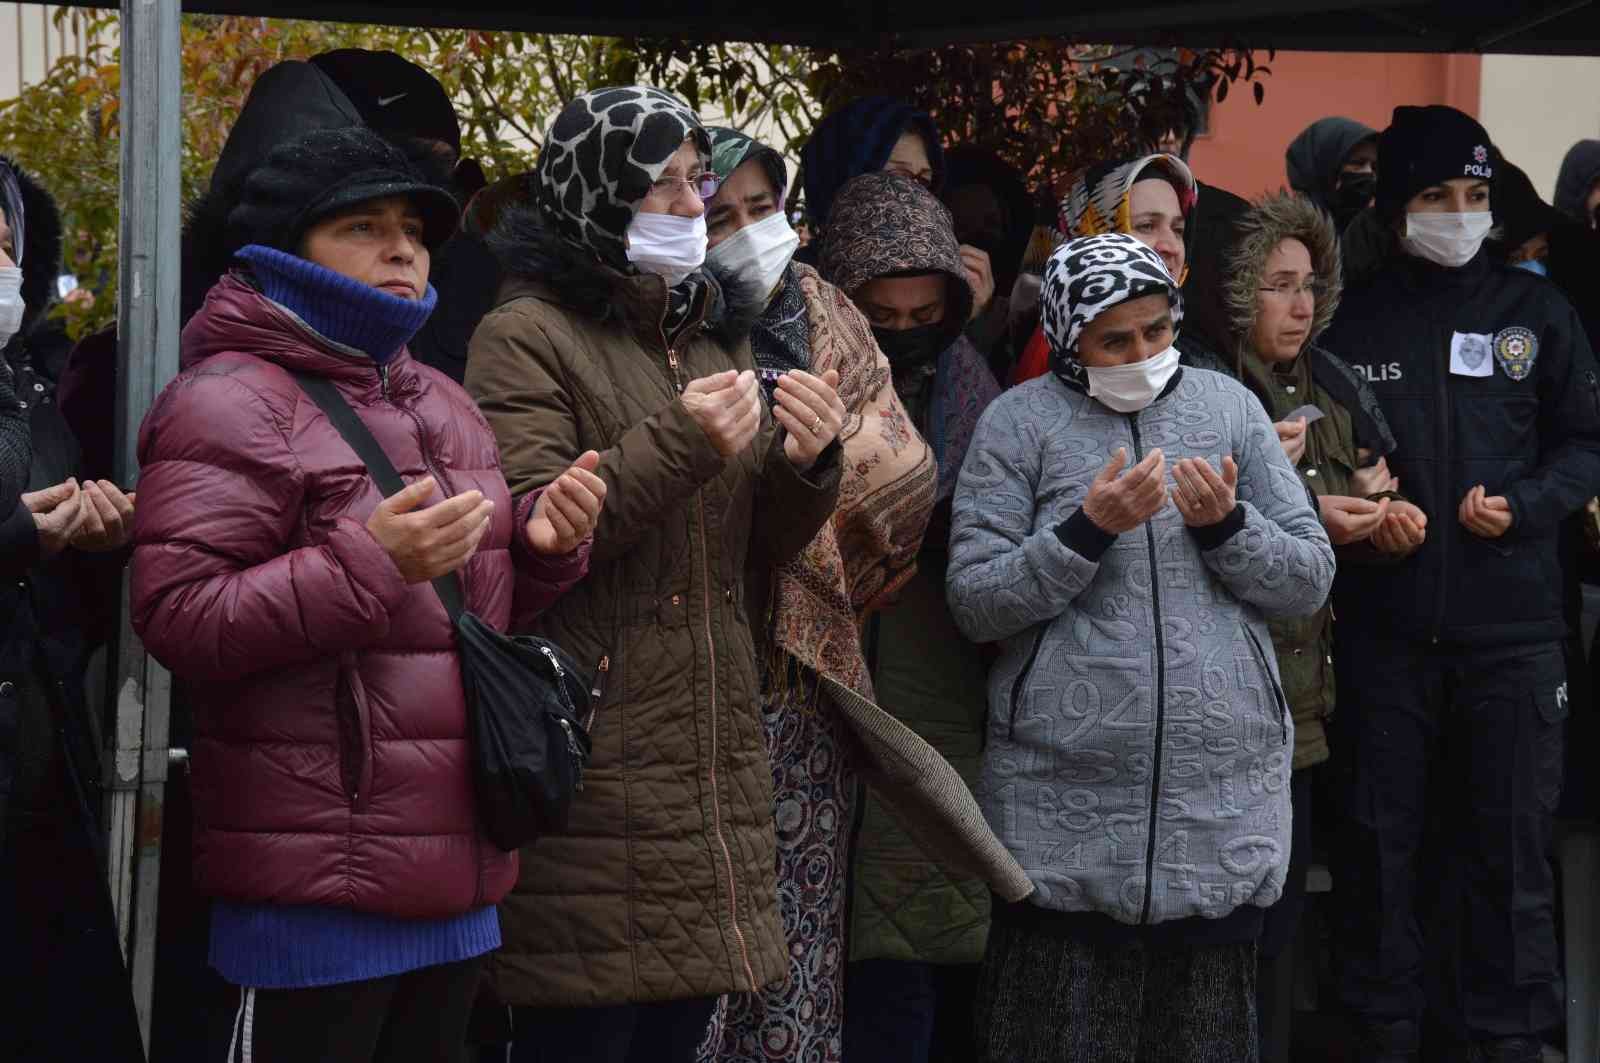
[111,0,181,1050]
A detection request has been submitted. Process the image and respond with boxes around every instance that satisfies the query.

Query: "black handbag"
[291,372,592,851]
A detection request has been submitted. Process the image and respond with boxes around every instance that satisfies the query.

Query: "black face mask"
[1333,172,1377,226]
[872,323,947,370]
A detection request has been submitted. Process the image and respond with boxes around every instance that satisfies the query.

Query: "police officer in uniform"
[1319,106,1600,1063]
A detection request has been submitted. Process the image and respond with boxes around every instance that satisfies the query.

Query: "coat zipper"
[1430,303,1451,644]
[378,361,489,900]
[1129,415,1167,926]
[587,655,610,730]
[698,493,758,991]
[1006,627,1048,740]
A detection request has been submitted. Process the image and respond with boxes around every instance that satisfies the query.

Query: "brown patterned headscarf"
[818,171,974,351]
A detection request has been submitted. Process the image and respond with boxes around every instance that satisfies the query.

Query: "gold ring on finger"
[810,415,823,436]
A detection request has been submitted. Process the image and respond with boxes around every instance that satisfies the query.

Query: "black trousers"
[212,956,484,1063]
[974,919,1258,1063]
[1257,770,1313,1063]
[504,997,718,1063]
[1330,634,1567,1040]
[842,959,980,1063]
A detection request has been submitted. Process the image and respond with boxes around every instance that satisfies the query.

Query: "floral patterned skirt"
[700,662,858,1063]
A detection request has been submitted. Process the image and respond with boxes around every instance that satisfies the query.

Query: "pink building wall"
[1186,51,1483,200]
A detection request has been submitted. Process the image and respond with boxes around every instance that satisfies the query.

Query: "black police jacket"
[1320,249,1600,647]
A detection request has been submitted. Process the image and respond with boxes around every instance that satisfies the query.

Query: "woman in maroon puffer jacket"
[130,127,605,1063]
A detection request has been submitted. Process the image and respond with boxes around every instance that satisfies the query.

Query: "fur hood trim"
[0,155,64,343]
[1223,191,1343,364]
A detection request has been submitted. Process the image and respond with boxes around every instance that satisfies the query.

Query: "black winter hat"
[310,49,462,157]
[1377,105,1495,219]
[227,126,460,254]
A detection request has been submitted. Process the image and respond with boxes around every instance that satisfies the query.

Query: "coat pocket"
[1006,626,1048,740]
[1240,622,1291,747]
[334,652,374,812]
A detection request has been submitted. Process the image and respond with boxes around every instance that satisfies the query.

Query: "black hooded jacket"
[1320,249,1600,646]
[0,170,145,1063]
[1555,140,1600,226]
[1286,117,1377,214]
[0,159,103,826]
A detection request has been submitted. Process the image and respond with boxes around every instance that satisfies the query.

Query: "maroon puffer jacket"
[131,273,588,919]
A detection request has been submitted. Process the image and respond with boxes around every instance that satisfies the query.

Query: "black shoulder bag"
[291,372,592,851]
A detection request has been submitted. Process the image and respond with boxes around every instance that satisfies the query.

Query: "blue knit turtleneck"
[235,244,437,364]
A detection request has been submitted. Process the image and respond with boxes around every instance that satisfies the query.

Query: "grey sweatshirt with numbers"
[946,367,1334,927]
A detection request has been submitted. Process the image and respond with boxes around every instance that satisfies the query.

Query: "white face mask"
[0,267,24,350]
[1403,210,1493,269]
[1083,344,1182,413]
[704,211,799,302]
[625,211,708,287]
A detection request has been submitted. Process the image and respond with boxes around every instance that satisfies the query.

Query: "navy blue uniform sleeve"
[1503,302,1600,536]
[0,494,39,581]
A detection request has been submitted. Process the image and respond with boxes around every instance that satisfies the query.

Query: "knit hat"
[801,97,944,230]
[310,48,462,156]
[227,126,460,253]
[1376,105,1495,219]
[1041,232,1183,386]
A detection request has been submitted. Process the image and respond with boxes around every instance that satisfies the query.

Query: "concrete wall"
[0,4,106,102]
[1478,54,1600,201]
[1187,50,1482,201]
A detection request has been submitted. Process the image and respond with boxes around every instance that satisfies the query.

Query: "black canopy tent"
[12,0,1600,1052]
[39,0,1600,52]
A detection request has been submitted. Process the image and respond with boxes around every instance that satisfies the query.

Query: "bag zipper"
[539,645,587,792]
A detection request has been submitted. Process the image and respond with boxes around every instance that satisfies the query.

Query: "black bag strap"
[290,371,466,622]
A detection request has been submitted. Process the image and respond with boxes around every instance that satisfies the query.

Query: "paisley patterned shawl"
[769,264,938,697]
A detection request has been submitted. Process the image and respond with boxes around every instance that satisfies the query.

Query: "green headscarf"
[707,127,790,210]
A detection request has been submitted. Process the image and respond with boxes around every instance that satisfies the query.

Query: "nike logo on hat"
[377,93,408,107]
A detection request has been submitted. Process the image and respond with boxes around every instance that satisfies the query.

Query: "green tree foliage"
[804,43,1270,200]
[0,10,1263,339]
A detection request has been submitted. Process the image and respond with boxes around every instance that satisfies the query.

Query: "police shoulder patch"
[1493,326,1538,381]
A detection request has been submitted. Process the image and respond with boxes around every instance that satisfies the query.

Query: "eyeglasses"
[1258,279,1328,299]
[651,171,722,202]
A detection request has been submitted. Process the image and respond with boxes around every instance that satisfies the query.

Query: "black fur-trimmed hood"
[488,202,766,346]
[1,154,64,345]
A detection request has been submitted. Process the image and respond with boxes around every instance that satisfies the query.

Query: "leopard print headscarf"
[1041,232,1184,387]
[537,86,710,271]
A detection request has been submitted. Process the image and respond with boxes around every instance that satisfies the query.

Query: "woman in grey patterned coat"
[947,233,1334,1063]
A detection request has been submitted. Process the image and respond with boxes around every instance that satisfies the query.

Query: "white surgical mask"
[1403,211,1493,269]
[1083,344,1181,413]
[0,267,24,350]
[704,212,799,301]
[625,211,707,287]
